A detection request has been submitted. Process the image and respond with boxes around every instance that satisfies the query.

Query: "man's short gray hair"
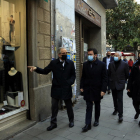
[57,47,66,54]
[115,51,122,57]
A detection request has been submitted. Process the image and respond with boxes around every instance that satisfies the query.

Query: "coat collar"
[88,58,99,65]
[56,58,69,64]
[113,59,122,71]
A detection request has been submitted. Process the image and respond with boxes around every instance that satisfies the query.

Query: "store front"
[75,0,101,96]
[0,0,28,131]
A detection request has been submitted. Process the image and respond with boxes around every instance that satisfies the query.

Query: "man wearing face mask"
[123,56,128,64]
[103,51,114,94]
[80,48,107,132]
[108,51,129,122]
[28,47,76,131]
[127,54,140,126]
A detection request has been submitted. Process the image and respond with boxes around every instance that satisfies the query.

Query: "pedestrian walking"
[80,48,107,132]
[123,56,128,64]
[127,56,140,126]
[108,51,129,122]
[128,58,133,72]
[133,52,140,65]
[123,56,128,83]
[103,51,114,94]
[28,47,76,131]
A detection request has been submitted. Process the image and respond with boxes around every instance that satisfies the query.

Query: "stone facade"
[37,0,51,86]
[27,0,51,121]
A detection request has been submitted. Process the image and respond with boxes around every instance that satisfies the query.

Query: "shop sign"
[75,0,101,27]
[88,9,95,18]
[44,0,48,2]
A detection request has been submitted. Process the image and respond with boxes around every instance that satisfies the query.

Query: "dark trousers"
[129,66,132,71]
[9,30,12,42]
[107,70,110,91]
[85,100,101,125]
[51,98,74,124]
[112,89,123,117]
[133,100,140,114]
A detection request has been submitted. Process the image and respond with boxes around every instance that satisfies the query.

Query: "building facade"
[0,0,51,136]
[0,0,118,138]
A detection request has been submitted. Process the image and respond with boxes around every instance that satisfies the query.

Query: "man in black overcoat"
[103,51,114,94]
[127,57,140,126]
[28,47,76,131]
[108,51,129,122]
[80,48,107,132]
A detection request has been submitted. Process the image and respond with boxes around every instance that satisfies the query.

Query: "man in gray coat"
[108,51,129,122]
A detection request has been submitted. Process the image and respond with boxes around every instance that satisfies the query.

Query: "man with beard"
[127,55,140,125]
[28,47,76,131]
[80,48,107,132]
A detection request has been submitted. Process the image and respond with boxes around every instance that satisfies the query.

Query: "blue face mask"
[114,57,119,62]
[88,55,94,61]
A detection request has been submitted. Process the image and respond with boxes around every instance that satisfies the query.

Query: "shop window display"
[0,0,27,117]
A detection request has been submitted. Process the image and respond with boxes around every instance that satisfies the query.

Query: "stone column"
[27,0,52,121]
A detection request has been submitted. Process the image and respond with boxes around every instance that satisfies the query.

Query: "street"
[9,87,140,140]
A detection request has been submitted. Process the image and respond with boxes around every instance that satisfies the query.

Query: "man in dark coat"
[80,48,107,132]
[127,57,140,126]
[103,51,114,94]
[28,47,76,131]
[108,51,129,122]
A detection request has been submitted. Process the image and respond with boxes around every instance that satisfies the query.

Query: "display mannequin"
[8,67,17,76]
[7,67,23,92]
[6,67,23,106]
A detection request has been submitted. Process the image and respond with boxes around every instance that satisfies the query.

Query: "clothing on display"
[8,68,23,92]
[0,47,23,114]
[7,92,18,106]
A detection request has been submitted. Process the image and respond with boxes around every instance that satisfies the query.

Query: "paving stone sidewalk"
[9,87,140,140]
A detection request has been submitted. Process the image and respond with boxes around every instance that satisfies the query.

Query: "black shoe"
[47,124,57,131]
[69,122,74,128]
[108,90,111,94]
[82,124,91,132]
[118,117,123,123]
[112,110,118,115]
[134,113,139,119]
[93,121,99,127]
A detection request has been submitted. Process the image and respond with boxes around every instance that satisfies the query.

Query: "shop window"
[0,0,28,118]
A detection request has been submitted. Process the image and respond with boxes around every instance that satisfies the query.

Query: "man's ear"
[95,54,97,57]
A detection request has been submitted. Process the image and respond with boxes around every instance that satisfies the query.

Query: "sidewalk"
[9,88,140,140]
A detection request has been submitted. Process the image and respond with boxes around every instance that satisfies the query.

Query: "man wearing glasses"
[28,47,76,131]
[108,51,129,122]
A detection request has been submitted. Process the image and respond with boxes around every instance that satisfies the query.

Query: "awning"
[98,0,118,9]
[111,52,135,56]
[123,53,135,56]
